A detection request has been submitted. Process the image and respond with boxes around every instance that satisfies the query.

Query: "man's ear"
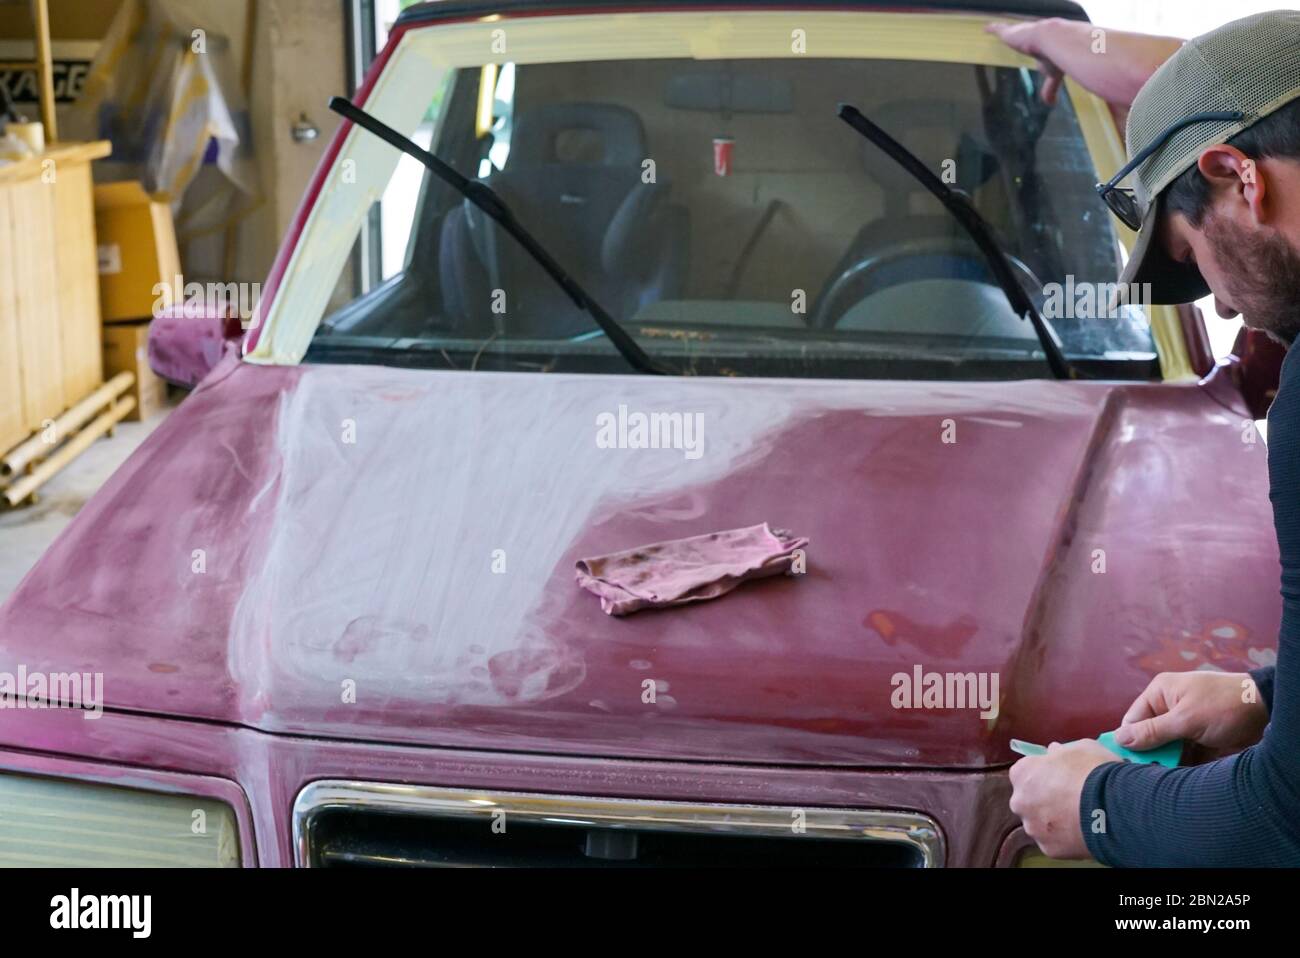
[1197,144,1267,222]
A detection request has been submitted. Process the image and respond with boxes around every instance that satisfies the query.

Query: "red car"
[0,0,1284,867]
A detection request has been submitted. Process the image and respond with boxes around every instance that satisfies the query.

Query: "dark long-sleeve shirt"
[1079,343,1300,867]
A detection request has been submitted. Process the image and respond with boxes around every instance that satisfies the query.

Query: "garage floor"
[0,408,172,605]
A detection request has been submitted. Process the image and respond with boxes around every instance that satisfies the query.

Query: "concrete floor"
[0,407,172,605]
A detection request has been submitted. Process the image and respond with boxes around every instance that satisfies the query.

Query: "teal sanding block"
[1095,730,1183,767]
[1010,734,1183,767]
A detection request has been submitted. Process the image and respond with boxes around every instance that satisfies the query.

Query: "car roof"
[397,0,1090,29]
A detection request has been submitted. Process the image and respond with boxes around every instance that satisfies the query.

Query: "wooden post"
[29,0,56,143]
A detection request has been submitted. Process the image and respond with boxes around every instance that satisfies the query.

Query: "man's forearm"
[1013,18,1184,107]
[1082,742,1300,866]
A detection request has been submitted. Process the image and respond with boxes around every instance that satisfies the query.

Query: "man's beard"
[1203,214,1300,346]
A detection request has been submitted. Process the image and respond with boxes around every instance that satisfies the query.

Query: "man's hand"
[986,20,1066,104]
[1009,740,1117,859]
[1117,671,1268,754]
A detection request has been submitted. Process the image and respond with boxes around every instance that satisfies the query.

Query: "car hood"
[0,356,1279,767]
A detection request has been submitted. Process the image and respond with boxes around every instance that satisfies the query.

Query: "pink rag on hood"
[575,523,809,616]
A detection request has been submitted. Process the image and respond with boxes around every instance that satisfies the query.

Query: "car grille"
[293,782,943,867]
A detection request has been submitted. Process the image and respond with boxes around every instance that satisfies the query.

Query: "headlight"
[1016,848,1104,868]
[0,773,241,867]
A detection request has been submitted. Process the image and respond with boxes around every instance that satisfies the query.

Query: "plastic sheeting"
[64,0,257,212]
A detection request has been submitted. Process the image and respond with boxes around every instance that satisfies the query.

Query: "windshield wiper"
[836,103,1074,380]
[327,96,673,376]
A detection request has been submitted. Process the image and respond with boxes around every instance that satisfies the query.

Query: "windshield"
[292,21,1157,381]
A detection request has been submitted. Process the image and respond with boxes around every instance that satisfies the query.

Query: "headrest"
[510,103,647,168]
[860,98,995,195]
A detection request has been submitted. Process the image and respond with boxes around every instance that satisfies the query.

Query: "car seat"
[440,103,689,338]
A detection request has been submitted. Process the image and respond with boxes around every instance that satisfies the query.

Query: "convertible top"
[397,0,1090,28]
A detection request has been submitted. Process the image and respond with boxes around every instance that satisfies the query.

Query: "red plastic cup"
[713,136,734,176]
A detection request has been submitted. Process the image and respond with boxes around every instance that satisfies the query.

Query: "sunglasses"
[1096,110,1246,230]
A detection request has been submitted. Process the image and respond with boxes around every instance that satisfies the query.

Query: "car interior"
[317,55,1154,373]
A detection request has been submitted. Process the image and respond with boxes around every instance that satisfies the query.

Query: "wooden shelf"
[0,141,112,185]
[0,138,113,467]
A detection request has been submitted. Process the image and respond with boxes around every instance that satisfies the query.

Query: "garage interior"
[0,0,356,600]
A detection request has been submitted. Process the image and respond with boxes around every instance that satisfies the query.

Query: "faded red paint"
[1130,619,1272,675]
[864,609,980,657]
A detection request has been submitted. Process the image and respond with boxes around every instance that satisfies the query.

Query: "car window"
[306,53,1156,380]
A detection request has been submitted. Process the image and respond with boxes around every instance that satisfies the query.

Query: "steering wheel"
[810,238,1046,330]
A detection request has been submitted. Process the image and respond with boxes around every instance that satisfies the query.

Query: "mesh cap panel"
[1126,9,1300,208]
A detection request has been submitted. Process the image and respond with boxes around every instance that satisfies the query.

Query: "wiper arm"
[836,103,1074,380]
[327,96,673,376]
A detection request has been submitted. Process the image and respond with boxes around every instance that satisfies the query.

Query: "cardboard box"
[102,322,166,422]
[93,182,180,323]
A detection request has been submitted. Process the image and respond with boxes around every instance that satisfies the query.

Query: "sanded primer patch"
[226,365,804,710]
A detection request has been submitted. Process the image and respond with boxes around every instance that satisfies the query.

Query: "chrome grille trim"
[292,780,945,867]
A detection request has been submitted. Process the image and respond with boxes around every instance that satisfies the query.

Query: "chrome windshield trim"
[292,780,945,867]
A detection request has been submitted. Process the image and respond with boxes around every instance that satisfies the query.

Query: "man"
[991,10,1300,866]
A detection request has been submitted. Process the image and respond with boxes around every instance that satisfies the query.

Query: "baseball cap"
[1111,10,1300,305]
